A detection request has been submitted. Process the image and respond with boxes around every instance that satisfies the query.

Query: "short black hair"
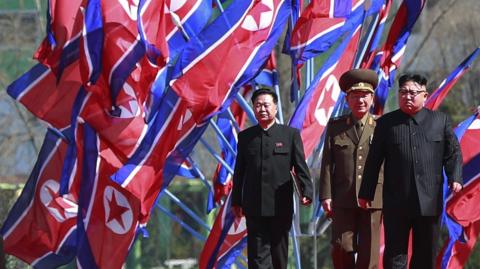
[398,73,428,87]
[251,88,278,104]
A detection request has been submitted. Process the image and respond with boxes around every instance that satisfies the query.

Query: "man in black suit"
[231,88,313,269]
[358,74,463,269]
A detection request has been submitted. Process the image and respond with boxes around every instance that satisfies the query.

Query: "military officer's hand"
[358,198,371,209]
[449,182,463,194]
[301,196,312,206]
[321,199,333,217]
[231,205,244,219]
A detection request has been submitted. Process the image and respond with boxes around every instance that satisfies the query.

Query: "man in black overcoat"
[358,74,463,269]
[231,88,313,269]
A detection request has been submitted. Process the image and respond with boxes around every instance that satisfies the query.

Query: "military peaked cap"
[339,69,378,93]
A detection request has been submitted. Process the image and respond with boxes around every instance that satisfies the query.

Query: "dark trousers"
[331,207,382,269]
[245,215,292,269]
[383,211,440,269]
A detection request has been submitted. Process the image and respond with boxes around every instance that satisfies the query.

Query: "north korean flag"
[76,123,141,269]
[199,192,247,269]
[6,60,83,131]
[425,48,480,110]
[1,129,78,268]
[254,52,278,87]
[80,64,149,160]
[146,0,212,122]
[438,113,480,269]
[170,0,291,123]
[371,0,426,115]
[80,0,152,108]
[289,25,362,159]
[360,0,393,69]
[111,89,198,221]
[34,0,85,76]
[289,0,362,66]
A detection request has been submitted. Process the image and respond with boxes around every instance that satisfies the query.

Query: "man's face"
[253,94,277,125]
[398,80,428,115]
[346,90,374,118]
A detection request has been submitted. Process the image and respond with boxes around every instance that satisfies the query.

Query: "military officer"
[319,69,383,269]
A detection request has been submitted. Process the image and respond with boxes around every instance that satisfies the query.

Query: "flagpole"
[354,12,380,68]
[186,156,216,209]
[199,138,235,174]
[226,108,242,133]
[235,92,258,124]
[164,189,211,230]
[273,70,284,124]
[156,203,207,241]
[209,118,237,156]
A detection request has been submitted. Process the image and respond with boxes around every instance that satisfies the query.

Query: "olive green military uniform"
[319,69,383,269]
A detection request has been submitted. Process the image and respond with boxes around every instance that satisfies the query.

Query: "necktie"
[355,122,363,139]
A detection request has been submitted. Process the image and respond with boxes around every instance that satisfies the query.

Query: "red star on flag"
[46,186,67,220]
[324,85,337,107]
[107,191,130,230]
[317,79,338,112]
[249,1,272,26]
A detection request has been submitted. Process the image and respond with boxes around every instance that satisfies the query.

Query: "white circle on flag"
[103,186,133,235]
[468,119,480,130]
[40,179,70,222]
[314,74,341,126]
[166,0,187,13]
[241,0,274,31]
[117,82,140,119]
[119,0,139,20]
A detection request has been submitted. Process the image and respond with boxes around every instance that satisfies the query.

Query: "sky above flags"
[2,0,479,268]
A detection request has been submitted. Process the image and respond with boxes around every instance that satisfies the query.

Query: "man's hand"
[231,205,244,219]
[450,182,462,193]
[358,198,371,209]
[301,196,312,206]
[321,199,333,217]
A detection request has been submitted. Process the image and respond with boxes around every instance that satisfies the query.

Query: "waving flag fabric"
[137,0,169,67]
[170,0,291,123]
[111,89,198,221]
[425,48,480,110]
[288,0,382,101]
[199,192,248,269]
[1,129,78,268]
[80,67,149,159]
[6,61,83,131]
[254,52,278,87]
[162,123,209,187]
[146,0,212,122]
[371,0,426,115]
[167,158,201,179]
[34,0,85,76]
[290,0,361,66]
[164,0,212,57]
[437,113,480,269]
[76,123,141,269]
[360,0,393,68]
[79,0,103,85]
[80,0,156,109]
[289,24,362,159]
